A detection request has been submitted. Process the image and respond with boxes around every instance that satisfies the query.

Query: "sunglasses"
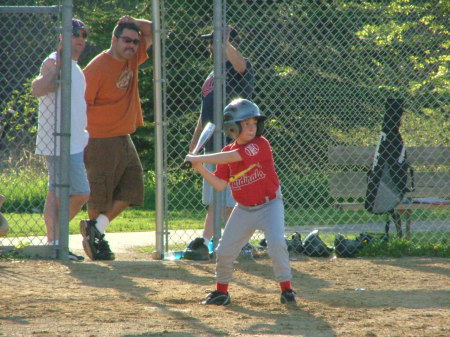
[118,36,140,45]
[73,31,88,39]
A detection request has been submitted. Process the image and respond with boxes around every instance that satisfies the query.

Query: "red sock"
[216,282,229,294]
[279,281,292,292]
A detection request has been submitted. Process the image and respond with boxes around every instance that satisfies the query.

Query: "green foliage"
[7,1,449,172]
[0,166,47,212]
[358,233,450,257]
[2,81,39,155]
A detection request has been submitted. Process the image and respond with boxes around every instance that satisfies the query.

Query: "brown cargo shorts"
[84,135,144,212]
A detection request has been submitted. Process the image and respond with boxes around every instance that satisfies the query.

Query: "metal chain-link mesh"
[160,1,449,255]
[0,4,60,251]
[0,1,448,259]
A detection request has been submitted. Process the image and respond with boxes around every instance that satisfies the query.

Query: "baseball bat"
[182,122,216,168]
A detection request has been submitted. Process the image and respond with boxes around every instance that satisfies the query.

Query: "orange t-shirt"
[83,37,149,138]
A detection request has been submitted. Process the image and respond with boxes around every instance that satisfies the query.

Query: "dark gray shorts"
[45,152,90,196]
[84,135,144,212]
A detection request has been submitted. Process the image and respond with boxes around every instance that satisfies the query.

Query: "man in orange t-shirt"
[80,16,152,261]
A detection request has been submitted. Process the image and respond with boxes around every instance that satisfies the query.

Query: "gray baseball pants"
[215,188,292,284]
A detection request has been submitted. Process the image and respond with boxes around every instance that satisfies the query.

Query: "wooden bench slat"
[329,172,450,198]
[328,146,450,166]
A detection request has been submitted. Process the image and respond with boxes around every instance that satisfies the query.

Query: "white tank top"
[35,52,89,155]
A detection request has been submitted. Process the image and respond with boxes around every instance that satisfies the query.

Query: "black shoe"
[184,237,209,261]
[80,220,102,260]
[80,220,115,261]
[280,289,297,304]
[187,237,207,250]
[201,290,231,305]
[95,236,115,260]
[68,251,84,262]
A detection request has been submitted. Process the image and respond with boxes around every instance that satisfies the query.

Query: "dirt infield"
[1,250,449,337]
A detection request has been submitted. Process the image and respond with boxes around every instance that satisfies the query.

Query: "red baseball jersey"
[214,136,280,206]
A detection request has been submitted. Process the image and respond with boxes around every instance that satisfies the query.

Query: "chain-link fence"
[158,0,449,256]
[0,3,74,257]
[1,1,448,259]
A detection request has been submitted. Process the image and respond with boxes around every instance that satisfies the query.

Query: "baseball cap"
[201,27,240,43]
[72,19,86,33]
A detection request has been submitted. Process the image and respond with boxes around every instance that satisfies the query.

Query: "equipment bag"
[365,98,414,215]
[334,232,379,258]
[303,230,333,257]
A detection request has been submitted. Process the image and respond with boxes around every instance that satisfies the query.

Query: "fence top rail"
[0,6,59,14]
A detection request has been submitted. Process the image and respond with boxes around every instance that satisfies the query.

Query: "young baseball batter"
[185,98,297,305]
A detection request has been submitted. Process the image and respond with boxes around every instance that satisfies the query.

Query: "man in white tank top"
[32,19,90,261]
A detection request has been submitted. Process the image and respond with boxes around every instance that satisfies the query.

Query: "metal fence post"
[57,0,73,261]
[152,0,164,259]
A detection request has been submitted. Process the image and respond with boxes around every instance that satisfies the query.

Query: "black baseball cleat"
[280,289,297,304]
[201,290,231,305]
[184,237,210,261]
[80,220,115,261]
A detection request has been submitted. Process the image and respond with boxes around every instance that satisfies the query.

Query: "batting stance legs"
[216,196,292,284]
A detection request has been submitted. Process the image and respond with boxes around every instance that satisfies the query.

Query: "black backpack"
[365,98,414,215]
[303,230,334,257]
[334,232,379,258]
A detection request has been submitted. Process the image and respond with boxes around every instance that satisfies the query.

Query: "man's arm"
[225,26,246,74]
[135,18,153,49]
[31,58,58,97]
[226,42,246,74]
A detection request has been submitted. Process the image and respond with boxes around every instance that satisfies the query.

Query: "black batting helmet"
[223,98,266,138]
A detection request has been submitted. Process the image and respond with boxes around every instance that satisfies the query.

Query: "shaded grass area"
[358,234,450,258]
[137,233,450,258]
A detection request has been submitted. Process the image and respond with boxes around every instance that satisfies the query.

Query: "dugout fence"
[0,1,448,260]
[0,1,74,259]
[155,0,449,257]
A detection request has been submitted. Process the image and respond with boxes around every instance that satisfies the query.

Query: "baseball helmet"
[334,234,363,258]
[223,98,266,138]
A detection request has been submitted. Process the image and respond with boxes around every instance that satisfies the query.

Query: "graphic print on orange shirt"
[116,69,133,89]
